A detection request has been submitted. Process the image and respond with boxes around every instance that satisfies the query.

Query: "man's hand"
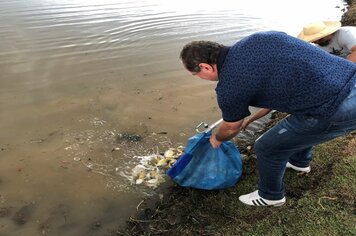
[209,133,222,148]
[209,119,243,148]
[241,119,251,131]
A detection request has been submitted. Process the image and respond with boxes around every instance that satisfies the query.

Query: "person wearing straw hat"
[180,31,356,207]
[298,21,356,62]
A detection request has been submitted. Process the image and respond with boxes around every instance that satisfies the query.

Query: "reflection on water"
[0,0,345,234]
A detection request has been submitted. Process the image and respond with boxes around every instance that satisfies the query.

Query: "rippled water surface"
[0,0,345,235]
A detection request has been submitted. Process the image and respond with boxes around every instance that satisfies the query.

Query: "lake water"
[0,0,345,235]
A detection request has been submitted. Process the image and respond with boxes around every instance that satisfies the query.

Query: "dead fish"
[168,159,176,167]
[156,159,168,167]
[150,170,158,179]
[135,171,146,185]
[147,155,161,166]
[164,149,175,159]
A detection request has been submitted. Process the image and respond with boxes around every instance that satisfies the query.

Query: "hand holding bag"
[167,131,243,190]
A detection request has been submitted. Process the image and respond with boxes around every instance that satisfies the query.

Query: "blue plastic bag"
[167,131,242,190]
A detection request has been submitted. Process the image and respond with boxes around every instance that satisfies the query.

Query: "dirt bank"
[341,0,356,26]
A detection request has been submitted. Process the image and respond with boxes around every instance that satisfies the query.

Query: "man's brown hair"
[180,41,224,72]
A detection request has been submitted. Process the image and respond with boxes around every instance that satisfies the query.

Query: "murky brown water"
[0,0,345,235]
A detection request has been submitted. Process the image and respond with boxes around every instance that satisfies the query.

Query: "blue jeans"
[254,84,356,200]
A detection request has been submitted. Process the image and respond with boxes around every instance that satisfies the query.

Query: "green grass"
[117,134,356,236]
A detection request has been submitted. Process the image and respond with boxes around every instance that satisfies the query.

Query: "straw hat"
[297,21,341,42]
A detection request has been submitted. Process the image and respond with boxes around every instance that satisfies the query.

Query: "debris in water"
[116,133,142,143]
[111,147,121,152]
[131,146,184,188]
[30,139,44,143]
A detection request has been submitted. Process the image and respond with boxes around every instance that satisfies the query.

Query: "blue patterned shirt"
[216,31,356,122]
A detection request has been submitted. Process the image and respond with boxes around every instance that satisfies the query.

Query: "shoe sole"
[286,163,311,173]
[272,202,285,207]
[242,198,286,207]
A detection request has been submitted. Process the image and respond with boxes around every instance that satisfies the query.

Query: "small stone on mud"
[167,214,181,225]
[116,133,142,142]
[111,147,121,152]
[156,131,167,134]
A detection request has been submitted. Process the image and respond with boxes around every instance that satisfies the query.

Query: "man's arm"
[346,45,356,62]
[241,108,271,130]
[210,119,244,148]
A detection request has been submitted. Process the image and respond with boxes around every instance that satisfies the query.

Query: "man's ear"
[198,63,213,71]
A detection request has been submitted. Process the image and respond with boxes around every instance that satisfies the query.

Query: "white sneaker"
[286,162,311,173]
[239,190,286,207]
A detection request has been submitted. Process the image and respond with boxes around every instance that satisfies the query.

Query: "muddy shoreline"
[115,1,356,235]
[115,112,282,235]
